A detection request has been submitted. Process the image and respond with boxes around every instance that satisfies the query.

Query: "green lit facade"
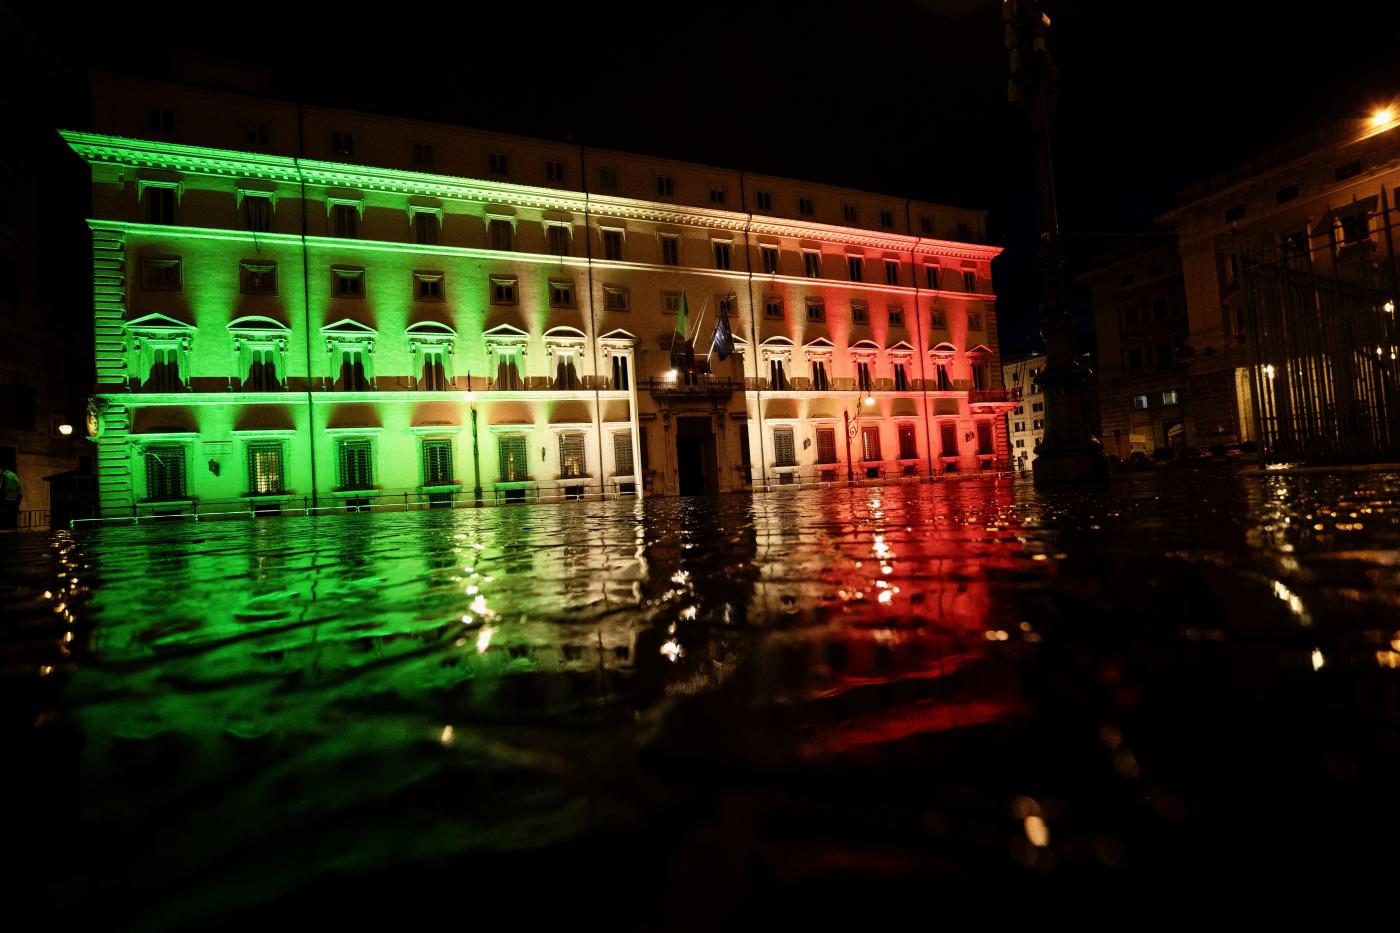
[67,74,1013,519]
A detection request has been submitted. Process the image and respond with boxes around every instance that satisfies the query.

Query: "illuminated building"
[1158,111,1400,459]
[67,73,1012,518]
[1001,353,1044,471]
[1078,235,1190,459]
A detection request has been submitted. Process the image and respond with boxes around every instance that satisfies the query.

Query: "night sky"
[9,1,1400,355]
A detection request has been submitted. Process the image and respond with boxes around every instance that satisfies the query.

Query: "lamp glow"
[863,394,875,407]
[1371,107,1396,128]
[57,423,74,436]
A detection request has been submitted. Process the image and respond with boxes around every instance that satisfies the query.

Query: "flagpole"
[689,295,710,347]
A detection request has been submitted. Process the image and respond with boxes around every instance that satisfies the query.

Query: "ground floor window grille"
[773,427,796,466]
[144,445,186,499]
[898,424,917,459]
[422,439,454,485]
[559,433,587,479]
[498,434,528,482]
[816,427,837,464]
[247,443,284,494]
[613,432,634,475]
[338,439,373,489]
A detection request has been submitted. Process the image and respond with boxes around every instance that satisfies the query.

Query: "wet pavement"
[6,469,1400,926]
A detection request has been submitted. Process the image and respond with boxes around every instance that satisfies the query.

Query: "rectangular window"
[843,204,859,224]
[240,260,276,295]
[656,175,674,197]
[714,241,732,269]
[332,267,364,298]
[141,257,182,291]
[898,423,917,459]
[884,260,899,285]
[1033,419,1044,430]
[498,434,528,482]
[147,186,176,225]
[756,190,773,211]
[412,142,434,167]
[489,219,513,251]
[764,299,783,320]
[879,209,894,228]
[489,152,510,177]
[598,166,618,191]
[611,354,630,389]
[413,211,438,245]
[414,272,444,301]
[549,280,574,307]
[816,427,837,464]
[338,439,373,490]
[243,194,273,232]
[810,360,830,390]
[709,187,726,205]
[805,300,825,323]
[333,203,358,238]
[848,256,863,282]
[145,347,184,391]
[856,361,873,392]
[147,107,175,133]
[977,422,994,455]
[613,432,634,476]
[547,224,571,257]
[660,235,680,266]
[335,348,371,390]
[602,228,624,260]
[545,159,565,182]
[939,422,958,458]
[860,425,881,462]
[962,270,976,292]
[491,276,517,304]
[422,439,454,485]
[1032,401,1044,412]
[331,132,354,156]
[967,311,983,330]
[144,445,186,500]
[559,433,587,479]
[247,443,284,494]
[769,358,788,390]
[1162,389,1179,406]
[925,265,940,289]
[803,251,821,278]
[760,246,779,274]
[798,197,814,216]
[493,349,523,389]
[773,427,796,467]
[893,362,910,390]
[604,285,629,311]
[245,348,280,390]
[1132,395,1149,410]
[663,291,683,313]
[419,348,448,390]
[852,301,868,324]
[887,306,904,328]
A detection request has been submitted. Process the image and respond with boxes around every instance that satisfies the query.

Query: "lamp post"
[842,392,876,484]
[467,376,482,506]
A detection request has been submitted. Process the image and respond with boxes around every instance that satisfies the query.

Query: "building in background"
[1160,113,1399,461]
[1001,353,1042,471]
[1079,234,1190,459]
[66,73,1013,519]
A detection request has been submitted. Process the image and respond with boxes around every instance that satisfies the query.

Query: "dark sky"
[9,0,1400,355]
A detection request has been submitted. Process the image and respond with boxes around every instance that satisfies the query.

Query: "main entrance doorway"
[675,416,718,496]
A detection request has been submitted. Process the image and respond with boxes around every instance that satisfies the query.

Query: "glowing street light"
[1371,107,1396,129]
[57,423,74,436]
[863,393,875,407]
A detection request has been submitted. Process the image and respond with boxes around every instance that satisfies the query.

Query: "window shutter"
[613,432,634,476]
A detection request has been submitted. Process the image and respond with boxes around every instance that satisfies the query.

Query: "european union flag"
[712,300,734,361]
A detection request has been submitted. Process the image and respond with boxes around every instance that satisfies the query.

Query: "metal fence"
[1238,190,1400,463]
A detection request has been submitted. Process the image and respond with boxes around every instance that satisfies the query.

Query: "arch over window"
[228,316,290,391]
[321,318,377,391]
[127,312,195,392]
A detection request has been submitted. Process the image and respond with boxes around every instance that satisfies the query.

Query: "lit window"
[247,443,285,494]
[497,434,529,482]
[1162,389,1179,406]
[559,433,587,479]
[1133,395,1149,410]
[861,425,881,462]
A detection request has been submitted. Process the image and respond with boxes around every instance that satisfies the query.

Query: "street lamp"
[466,378,482,506]
[841,393,876,484]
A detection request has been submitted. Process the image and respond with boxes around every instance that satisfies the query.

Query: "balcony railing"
[969,388,1019,404]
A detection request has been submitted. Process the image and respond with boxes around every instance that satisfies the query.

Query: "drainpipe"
[739,170,766,490]
[907,198,936,479]
[579,144,608,500]
[295,102,318,508]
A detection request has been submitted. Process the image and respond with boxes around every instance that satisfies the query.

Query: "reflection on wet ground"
[6,470,1400,926]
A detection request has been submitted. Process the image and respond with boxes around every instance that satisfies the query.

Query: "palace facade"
[67,73,1012,518]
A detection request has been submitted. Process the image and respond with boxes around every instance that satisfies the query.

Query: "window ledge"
[772,464,799,472]
[419,483,461,492]
[330,488,380,498]
[140,498,194,508]
[492,480,535,489]
[556,474,592,482]
[242,493,293,501]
